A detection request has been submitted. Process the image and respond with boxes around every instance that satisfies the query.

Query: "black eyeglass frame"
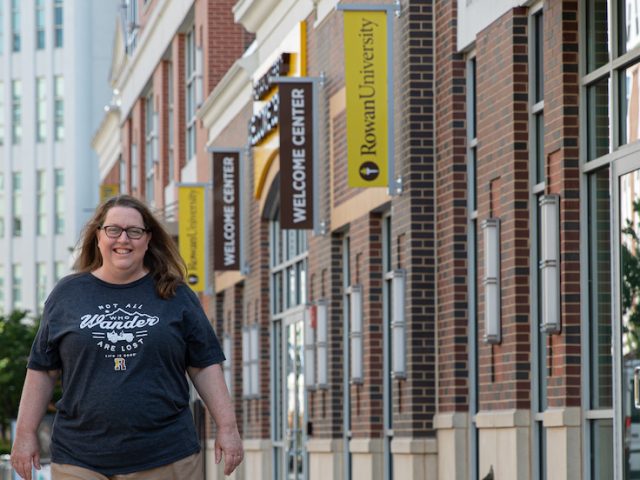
[99,225,150,240]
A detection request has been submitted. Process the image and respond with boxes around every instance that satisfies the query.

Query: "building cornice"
[92,109,122,182]
[233,0,282,33]
[199,60,252,144]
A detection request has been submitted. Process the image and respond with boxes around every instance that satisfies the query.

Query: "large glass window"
[54,169,63,234]
[0,265,4,313]
[11,80,21,144]
[185,27,197,161]
[12,172,21,237]
[130,144,138,193]
[54,261,65,283]
[145,90,155,204]
[270,217,307,315]
[0,3,4,56]
[36,262,46,314]
[37,170,46,236]
[54,0,63,48]
[36,0,45,49]
[0,173,4,237]
[54,76,64,141]
[0,82,4,145]
[167,62,174,184]
[467,54,479,480]
[36,77,46,142]
[12,263,21,310]
[587,0,609,73]
[583,2,616,478]
[119,154,126,194]
[530,6,547,480]
[122,0,138,53]
[11,0,19,52]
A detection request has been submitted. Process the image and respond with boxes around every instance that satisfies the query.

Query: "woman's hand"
[188,364,244,476]
[215,425,244,475]
[11,369,59,480]
[10,430,41,480]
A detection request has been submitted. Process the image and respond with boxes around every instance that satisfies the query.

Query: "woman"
[11,195,243,480]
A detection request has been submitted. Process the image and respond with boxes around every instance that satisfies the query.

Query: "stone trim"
[433,412,468,430]
[350,438,384,454]
[542,407,581,428]
[474,409,530,428]
[306,438,343,453]
[243,439,272,451]
[390,437,437,455]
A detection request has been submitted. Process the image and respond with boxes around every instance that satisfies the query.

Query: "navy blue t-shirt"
[28,272,225,475]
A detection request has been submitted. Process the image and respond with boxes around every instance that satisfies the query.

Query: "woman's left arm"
[188,364,243,476]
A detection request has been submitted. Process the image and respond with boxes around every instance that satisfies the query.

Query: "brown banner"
[279,81,314,229]
[212,151,240,270]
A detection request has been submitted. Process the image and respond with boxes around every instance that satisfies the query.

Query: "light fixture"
[349,285,363,383]
[316,299,329,388]
[304,305,316,388]
[539,195,561,334]
[482,218,501,344]
[242,327,250,397]
[249,324,259,396]
[223,334,232,390]
[391,270,406,378]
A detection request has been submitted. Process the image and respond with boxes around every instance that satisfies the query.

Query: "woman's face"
[96,206,151,282]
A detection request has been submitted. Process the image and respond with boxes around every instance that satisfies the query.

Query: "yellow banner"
[178,185,206,292]
[344,10,388,187]
[100,184,119,203]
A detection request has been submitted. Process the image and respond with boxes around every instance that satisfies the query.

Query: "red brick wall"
[122,119,132,193]
[305,8,350,436]
[104,161,120,186]
[156,62,170,193]
[132,98,146,200]
[475,8,531,410]
[543,0,581,408]
[348,213,384,438]
[434,0,469,415]
[172,35,187,174]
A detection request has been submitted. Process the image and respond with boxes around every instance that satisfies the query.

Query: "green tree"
[0,310,38,440]
[622,199,640,352]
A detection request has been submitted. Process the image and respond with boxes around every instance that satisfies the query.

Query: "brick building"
[94,0,631,479]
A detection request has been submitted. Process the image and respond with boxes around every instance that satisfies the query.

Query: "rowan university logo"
[78,303,160,370]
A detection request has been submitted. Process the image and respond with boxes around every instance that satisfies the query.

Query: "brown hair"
[73,194,187,299]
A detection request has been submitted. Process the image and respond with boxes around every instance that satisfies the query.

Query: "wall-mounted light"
[349,285,363,383]
[316,299,329,388]
[242,327,250,397]
[304,305,316,388]
[249,324,259,396]
[391,270,406,378]
[482,218,501,344]
[539,195,561,334]
[223,334,232,391]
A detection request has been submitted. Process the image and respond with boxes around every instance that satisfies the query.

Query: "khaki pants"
[51,452,203,480]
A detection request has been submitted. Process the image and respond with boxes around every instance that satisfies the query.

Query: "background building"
[0,0,116,314]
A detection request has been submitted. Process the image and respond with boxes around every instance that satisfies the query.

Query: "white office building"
[0,0,116,315]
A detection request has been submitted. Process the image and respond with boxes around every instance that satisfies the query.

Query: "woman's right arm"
[11,368,59,480]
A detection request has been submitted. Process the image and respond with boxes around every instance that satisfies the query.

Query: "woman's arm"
[188,363,243,476]
[11,368,60,480]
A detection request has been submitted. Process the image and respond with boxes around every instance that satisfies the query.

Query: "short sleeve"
[182,288,225,368]
[28,300,62,370]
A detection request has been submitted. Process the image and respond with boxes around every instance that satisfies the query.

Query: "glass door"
[284,313,305,480]
[614,157,640,479]
[274,308,307,480]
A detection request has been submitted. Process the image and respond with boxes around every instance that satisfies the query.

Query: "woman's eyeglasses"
[99,225,149,239]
